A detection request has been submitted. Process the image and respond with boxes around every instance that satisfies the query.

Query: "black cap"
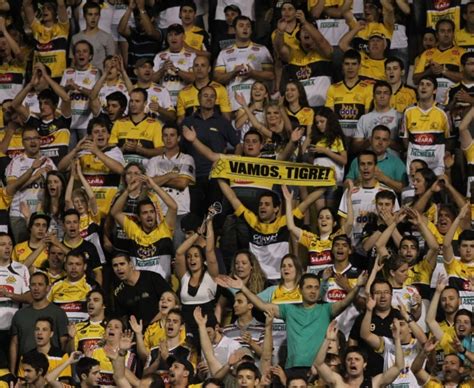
[167,23,185,35]
[167,356,194,379]
[332,234,352,245]
[28,212,51,230]
[224,4,242,15]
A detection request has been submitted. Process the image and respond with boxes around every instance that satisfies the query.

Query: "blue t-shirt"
[279,302,333,368]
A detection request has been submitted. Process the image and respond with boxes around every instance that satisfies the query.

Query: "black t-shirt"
[113,270,172,327]
[349,308,402,377]
[63,239,102,280]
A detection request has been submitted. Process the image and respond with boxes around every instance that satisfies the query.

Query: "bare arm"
[118,4,133,38]
[22,0,36,27]
[380,0,395,32]
[9,335,18,374]
[339,21,364,52]
[146,176,177,231]
[181,125,220,162]
[459,106,474,149]
[374,319,404,386]
[426,275,448,341]
[136,0,161,40]
[360,297,383,350]
[313,322,340,386]
[297,11,332,58]
[194,307,224,376]
[56,0,68,24]
[205,220,219,278]
[45,351,81,386]
[443,203,469,264]
[110,188,131,228]
[76,162,98,215]
[331,272,366,317]
[217,179,243,212]
[282,186,302,241]
[297,187,326,214]
[129,316,148,362]
[175,232,200,279]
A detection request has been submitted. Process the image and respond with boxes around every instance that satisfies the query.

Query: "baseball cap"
[167,356,194,379]
[369,31,386,40]
[134,58,154,68]
[167,23,185,35]
[332,234,352,245]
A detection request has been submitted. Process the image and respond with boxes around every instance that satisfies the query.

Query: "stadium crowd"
[0,0,472,387]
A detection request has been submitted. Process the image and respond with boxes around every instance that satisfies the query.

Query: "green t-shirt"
[279,302,333,368]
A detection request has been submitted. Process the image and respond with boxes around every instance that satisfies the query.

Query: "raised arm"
[313,321,340,386]
[110,185,136,228]
[397,299,427,344]
[182,125,220,162]
[374,318,404,386]
[129,316,148,362]
[45,351,81,387]
[443,202,469,264]
[339,20,365,52]
[145,176,177,231]
[260,312,274,374]
[277,127,303,161]
[360,296,383,350]
[411,337,437,385]
[426,275,448,341]
[22,0,36,27]
[217,179,243,212]
[76,161,98,215]
[56,0,68,24]
[380,0,395,32]
[175,231,200,279]
[297,187,326,214]
[81,139,125,174]
[118,1,133,37]
[282,185,302,240]
[297,10,333,58]
[5,158,47,197]
[459,106,474,149]
[205,220,219,278]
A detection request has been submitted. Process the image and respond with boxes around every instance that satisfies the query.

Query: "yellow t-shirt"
[12,241,48,268]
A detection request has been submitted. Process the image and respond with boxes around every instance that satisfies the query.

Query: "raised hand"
[366,296,376,311]
[31,157,46,170]
[281,185,293,202]
[193,306,208,327]
[234,92,247,107]
[435,274,448,293]
[119,329,134,352]
[291,126,305,142]
[423,336,439,353]
[215,274,243,290]
[356,270,368,287]
[391,318,401,339]
[69,351,83,364]
[67,323,77,339]
[182,125,197,142]
[129,315,143,334]
[325,320,338,341]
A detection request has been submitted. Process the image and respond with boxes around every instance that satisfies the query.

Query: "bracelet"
[460,347,467,355]
[118,349,127,357]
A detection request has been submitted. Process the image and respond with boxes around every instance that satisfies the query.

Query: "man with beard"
[9,272,68,374]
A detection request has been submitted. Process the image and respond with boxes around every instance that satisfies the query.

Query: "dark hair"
[458,229,474,245]
[30,271,50,286]
[413,167,437,192]
[313,106,346,148]
[258,190,281,209]
[286,376,308,387]
[399,236,420,252]
[370,279,393,295]
[43,171,66,219]
[373,80,392,95]
[142,374,165,388]
[385,254,409,276]
[38,89,59,107]
[299,273,319,289]
[344,346,368,363]
[185,245,206,275]
[76,357,100,381]
[162,125,180,137]
[371,124,391,138]
[35,316,54,332]
[203,378,224,388]
[284,79,309,108]
[180,0,197,13]
[455,308,474,325]
[167,308,184,323]
[130,87,148,102]
[83,1,101,15]
[411,159,429,170]
[106,91,128,111]
[280,253,304,286]
[73,40,94,57]
[111,253,132,263]
[233,15,252,28]
[87,116,110,135]
[66,250,87,264]
[375,190,396,204]
[316,206,338,234]
[384,56,404,71]
[418,75,438,90]
[244,128,264,144]
[438,204,457,222]
[137,198,156,215]
[87,288,106,304]
[343,49,361,63]
[123,162,146,184]
[62,208,80,222]
[236,361,261,379]
[22,351,49,376]
[435,18,455,33]
[461,51,474,66]
[357,150,377,164]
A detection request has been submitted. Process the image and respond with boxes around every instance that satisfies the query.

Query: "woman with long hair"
[37,171,67,238]
[229,249,267,294]
[309,107,347,210]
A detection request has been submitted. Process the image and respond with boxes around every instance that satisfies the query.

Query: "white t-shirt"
[143,83,174,118]
[215,0,255,21]
[355,108,402,141]
[6,154,57,218]
[146,152,195,215]
[211,335,241,366]
[0,261,30,330]
[215,42,273,110]
[153,49,196,106]
[98,82,130,111]
[381,337,419,388]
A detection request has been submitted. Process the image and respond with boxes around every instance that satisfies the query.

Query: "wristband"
[118,349,127,357]
[460,347,467,355]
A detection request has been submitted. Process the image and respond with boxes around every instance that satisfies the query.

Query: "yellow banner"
[209,155,335,186]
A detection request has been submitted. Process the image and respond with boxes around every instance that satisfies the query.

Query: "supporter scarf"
[210,155,336,186]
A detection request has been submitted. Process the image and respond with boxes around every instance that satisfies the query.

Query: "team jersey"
[285,47,332,107]
[406,257,436,298]
[60,66,99,130]
[444,257,474,311]
[285,106,314,128]
[299,229,343,274]
[19,347,71,380]
[47,276,94,323]
[390,84,417,113]
[320,263,362,337]
[136,82,174,119]
[379,337,419,388]
[235,205,304,280]
[109,116,163,166]
[359,52,386,82]
[91,347,135,388]
[445,81,474,138]
[425,0,461,31]
[31,19,69,78]
[0,61,25,103]
[312,137,346,184]
[271,25,301,62]
[74,320,106,353]
[12,241,48,269]
[456,27,474,51]
[25,114,71,166]
[184,25,210,51]
[143,320,186,354]
[400,103,451,176]
[463,141,474,197]
[338,183,399,245]
[78,145,126,214]
[98,81,129,110]
[391,285,420,312]
[0,262,29,330]
[414,46,465,103]
[215,42,274,110]
[176,81,231,118]
[352,22,394,51]
[355,108,401,142]
[6,154,57,218]
[153,48,196,105]
[146,152,195,215]
[316,17,350,47]
[325,79,373,137]
[122,217,174,279]
[424,377,473,388]
[0,189,12,233]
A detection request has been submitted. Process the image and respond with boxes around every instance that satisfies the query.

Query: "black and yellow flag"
[210,155,335,186]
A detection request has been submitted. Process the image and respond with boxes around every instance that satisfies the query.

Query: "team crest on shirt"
[247,54,256,61]
[433,0,450,10]
[296,66,311,80]
[83,78,91,85]
[137,244,157,258]
[178,59,186,65]
[5,275,16,284]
